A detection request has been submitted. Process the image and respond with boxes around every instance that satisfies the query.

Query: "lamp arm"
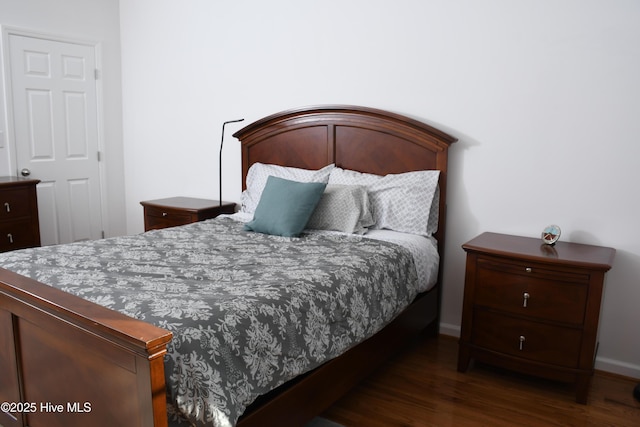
[219,119,244,208]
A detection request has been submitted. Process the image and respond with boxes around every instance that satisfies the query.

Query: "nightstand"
[140,197,235,231]
[457,232,615,404]
[0,176,41,252]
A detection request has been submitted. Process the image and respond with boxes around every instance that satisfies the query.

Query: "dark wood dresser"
[140,197,235,231]
[0,177,41,252]
[457,232,615,403]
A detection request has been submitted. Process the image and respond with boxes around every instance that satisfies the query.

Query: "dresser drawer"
[472,309,582,368]
[0,219,40,251]
[0,188,34,221]
[144,206,193,230]
[474,258,589,324]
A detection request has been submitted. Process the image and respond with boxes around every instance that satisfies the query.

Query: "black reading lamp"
[219,118,244,208]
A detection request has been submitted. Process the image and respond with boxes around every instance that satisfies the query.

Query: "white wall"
[0,0,126,236]
[120,0,640,378]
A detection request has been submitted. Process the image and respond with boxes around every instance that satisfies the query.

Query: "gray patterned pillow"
[306,185,374,234]
[328,168,440,236]
[241,163,334,214]
[427,185,440,235]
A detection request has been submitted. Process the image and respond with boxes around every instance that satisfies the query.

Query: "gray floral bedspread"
[0,217,421,427]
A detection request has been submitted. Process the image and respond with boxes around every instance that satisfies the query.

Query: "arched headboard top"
[233,105,457,247]
[233,104,457,179]
[234,105,456,148]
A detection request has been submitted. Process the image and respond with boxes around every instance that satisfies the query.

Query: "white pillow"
[327,168,440,236]
[306,185,374,234]
[241,163,334,214]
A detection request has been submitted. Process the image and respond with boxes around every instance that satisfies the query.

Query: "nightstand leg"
[575,374,591,404]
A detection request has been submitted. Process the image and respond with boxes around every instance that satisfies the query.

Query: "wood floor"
[320,335,640,426]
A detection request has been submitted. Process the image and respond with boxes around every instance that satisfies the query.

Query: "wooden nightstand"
[457,232,615,404]
[140,197,235,231]
[0,176,41,252]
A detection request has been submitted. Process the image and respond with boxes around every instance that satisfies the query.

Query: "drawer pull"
[7,233,13,244]
[4,202,9,213]
[519,335,526,351]
[525,267,532,273]
[523,292,530,307]
[162,212,168,217]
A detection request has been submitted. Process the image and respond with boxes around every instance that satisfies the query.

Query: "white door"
[7,33,103,245]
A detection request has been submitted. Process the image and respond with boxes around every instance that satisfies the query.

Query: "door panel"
[26,89,55,159]
[8,33,103,245]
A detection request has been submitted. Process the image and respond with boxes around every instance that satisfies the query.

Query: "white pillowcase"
[327,167,440,236]
[306,185,374,234]
[241,163,334,214]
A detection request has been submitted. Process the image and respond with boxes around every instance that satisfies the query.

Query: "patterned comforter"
[0,216,424,427]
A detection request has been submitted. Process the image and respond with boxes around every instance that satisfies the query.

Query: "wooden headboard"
[233,105,457,247]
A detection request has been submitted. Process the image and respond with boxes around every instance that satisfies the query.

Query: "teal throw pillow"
[244,176,327,237]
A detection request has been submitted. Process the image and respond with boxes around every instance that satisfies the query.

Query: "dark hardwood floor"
[320,335,640,426]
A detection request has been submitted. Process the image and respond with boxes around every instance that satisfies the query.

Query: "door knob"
[20,168,31,177]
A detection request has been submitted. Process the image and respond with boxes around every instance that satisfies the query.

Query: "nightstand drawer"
[144,206,193,230]
[0,188,34,220]
[141,197,235,232]
[477,258,589,284]
[473,309,582,368]
[475,258,588,324]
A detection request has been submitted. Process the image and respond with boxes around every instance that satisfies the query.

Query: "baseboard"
[438,322,640,380]
[595,357,640,380]
[438,322,460,338]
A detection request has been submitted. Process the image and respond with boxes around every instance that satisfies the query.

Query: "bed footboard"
[0,268,172,427]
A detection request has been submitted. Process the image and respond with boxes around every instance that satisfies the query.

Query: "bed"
[0,105,456,427]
